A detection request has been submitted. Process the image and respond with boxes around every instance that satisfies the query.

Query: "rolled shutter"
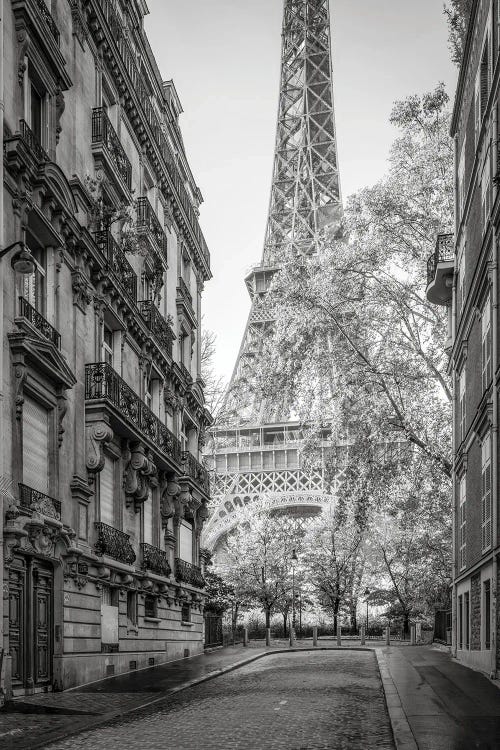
[22,396,49,493]
[100,458,115,525]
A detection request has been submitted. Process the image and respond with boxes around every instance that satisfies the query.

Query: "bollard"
[385,626,390,646]
[410,624,416,646]
[337,625,341,646]
[313,626,318,647]
[360,625,366,645]
[266,627,271,647]
[243,628,249,647]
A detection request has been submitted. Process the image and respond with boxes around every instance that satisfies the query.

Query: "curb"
[375,649,418,750]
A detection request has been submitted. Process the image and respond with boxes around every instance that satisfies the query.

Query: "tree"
[444,1,473,66]
[302,505,364,632]
[200,325,226,420]
[203,570,235,615]
[217,510,302,629]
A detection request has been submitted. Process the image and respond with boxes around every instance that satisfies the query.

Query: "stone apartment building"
[426,0,499,676]
[0,0,212,698]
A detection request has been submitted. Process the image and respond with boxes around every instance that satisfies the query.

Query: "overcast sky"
[145,0,458,384]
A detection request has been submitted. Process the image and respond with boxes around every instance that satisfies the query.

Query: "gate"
[204,614,223,648]
[9,556,54,691]
[434,609,452,644]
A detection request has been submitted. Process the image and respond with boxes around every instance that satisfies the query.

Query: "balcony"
[141,543,171,577]
[93,231,137,303]
[91,107,132,192]
[18,297,61,348]
[19,119,49,163]
[85,362,183,468]
[33,0,60,44]
[94,522,136,564]
[18,483,61,521]
[178,361,193,384]
[137,300,175,358]
[426,233,454,306]
[136,197,168,260]
[182,451,210,496]
[175,558,205,588]
[176,276,196,327]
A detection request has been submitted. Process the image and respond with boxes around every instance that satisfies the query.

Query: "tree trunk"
[350,609,357,634]
[333,599,340,634]
[265,607,271,629]
[403,611,410,637]
[283,614,287,638]
[232,602,239,632]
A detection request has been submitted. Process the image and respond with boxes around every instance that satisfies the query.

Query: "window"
[459,475,466,571]
[458,139,466,220]
[144,595,157,619]
[457,249,465,314]
[179,520,193,563]
[481,151,491,232]
[481,434,492,551]
[458,368,466,441]
[23,234,45,313]
[458,595,463,649]
[22,395,49,494]
[481,295,492,390]
[103,325,114,367]
[480,34,491,120]
[127,591,137,627]
[143,490,153,545]
[464,591,470,649]
[181,603,191,623]
[484,579,491,650]
[99,456,115,526]
[144,373,153,411]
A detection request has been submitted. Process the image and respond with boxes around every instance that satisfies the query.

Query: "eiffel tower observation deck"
[204,0,343,552]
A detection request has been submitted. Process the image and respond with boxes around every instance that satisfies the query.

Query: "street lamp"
[364,588,370,631]
[291,548,298,637]
[0,241,36,274]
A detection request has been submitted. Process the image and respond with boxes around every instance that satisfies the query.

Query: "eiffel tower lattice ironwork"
[204,0,344,552]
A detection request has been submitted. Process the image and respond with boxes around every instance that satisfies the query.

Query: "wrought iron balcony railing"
[34,0,60,44]
[141,543,171,577]
[136,197,167,258]
[91,107,132,190]
[85,362,183,465]
[19,297,61,348]
[137,300,175,357]
[177,276,193,306]
[182,451,210,495]
[93,231,137,303]
[175,558,205,588]
[19,483,61,521]
[178,361,192,384]
[93,0,210,270]
[94,521,136,564]
[19,119,49,163]
[426,233,454,286]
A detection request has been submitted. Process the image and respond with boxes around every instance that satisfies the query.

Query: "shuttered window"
[459,368,466,441]
[481,295,492,390]
[22,396,49,493]
[99,457,115,526]
[179,521,193,563]
[481,151,491,233]
[480,35,490,119]
[481,434,492,552]
[143,490,153,545]
[459,475,466,571]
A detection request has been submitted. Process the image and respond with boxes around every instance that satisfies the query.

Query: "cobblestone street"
[41,651,394,750]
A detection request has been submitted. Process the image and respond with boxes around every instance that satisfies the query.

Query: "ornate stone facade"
[1,0,212,699]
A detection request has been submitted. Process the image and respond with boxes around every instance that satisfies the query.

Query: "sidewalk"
[1,642,499,750]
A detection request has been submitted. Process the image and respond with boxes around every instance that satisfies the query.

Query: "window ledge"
[181,621,194,627]
[144,617,161,624]
[127,625,139,634]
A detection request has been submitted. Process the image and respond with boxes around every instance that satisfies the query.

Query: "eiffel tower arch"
[204,0,344,554]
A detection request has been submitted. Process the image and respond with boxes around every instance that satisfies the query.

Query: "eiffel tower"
[204,0,344,553]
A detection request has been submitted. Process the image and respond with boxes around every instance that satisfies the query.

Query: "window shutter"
[475,74,481,141]
[179,521,193,563]
[100,457,115,526]
[143,490,153,545]
[482,462,492,550]
[22,396,49,493]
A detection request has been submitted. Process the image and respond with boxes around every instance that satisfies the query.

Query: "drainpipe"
[0,0,6,705]
[451,132,459,659]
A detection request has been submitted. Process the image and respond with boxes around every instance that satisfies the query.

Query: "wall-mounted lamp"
[0,241,36,274]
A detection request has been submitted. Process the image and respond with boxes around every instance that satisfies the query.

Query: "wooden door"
[8,556,53,691]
